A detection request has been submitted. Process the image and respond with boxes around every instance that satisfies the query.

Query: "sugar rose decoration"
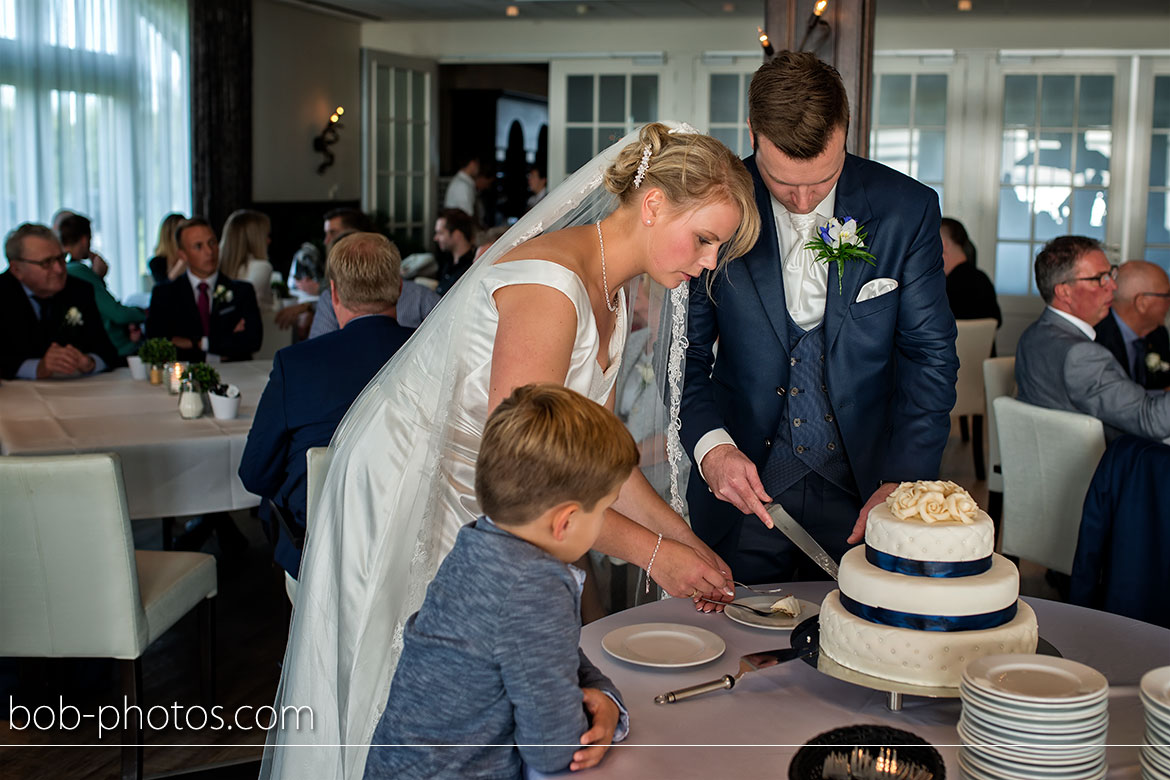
[885,480,978,525]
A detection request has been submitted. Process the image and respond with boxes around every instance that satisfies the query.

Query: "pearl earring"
[645,219,652,226]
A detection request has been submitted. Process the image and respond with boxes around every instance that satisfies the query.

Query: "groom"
[681,52,958,583]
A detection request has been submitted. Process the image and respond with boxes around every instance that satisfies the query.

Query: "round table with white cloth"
[580,581,1168,779]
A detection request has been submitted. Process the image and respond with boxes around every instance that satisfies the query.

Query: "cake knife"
[764,503,839,580]
[654,636,818,704]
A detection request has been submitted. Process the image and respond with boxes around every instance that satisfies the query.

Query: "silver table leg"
[886,691,903,711]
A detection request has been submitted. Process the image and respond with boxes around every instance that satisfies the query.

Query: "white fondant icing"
[865,502,995,562]
[819,591,1039,687]
[838,546,1019,616]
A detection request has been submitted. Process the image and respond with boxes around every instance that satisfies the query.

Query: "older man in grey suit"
[1016,235,1170,442]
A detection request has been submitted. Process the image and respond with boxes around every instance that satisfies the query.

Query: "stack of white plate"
[957,655,1109,780]
[1141,666,1170,779]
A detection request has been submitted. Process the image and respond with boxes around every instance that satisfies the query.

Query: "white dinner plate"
[601,622,726,668]
[1140,750,1170,780]
[723,597,818,631]
[961,745,1106,780]
[961,683,1109,720]
[963,655,1108,704]
[958,720,1105,766]
[1143,667,1170,711]
[962,701,1108,735]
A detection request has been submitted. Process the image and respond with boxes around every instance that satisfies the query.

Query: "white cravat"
[783,211,829,330]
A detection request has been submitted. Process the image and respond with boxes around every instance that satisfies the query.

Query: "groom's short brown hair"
[476,384,638,526]
[748,51,850,160]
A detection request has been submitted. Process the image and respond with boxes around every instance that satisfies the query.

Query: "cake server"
[654,634,818,704]
[764,503,839,580]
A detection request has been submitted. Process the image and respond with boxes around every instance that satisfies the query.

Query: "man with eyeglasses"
[1,222,117,380]
[1094,260,1170,390]
[1016,236,1170,442]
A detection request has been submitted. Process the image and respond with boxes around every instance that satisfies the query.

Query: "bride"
[262,122,761,779]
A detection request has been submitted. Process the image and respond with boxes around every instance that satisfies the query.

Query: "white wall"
[252,0,361,202]
[874,15,1170,51]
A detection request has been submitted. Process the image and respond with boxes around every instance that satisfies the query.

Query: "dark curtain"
[190,0,252,235]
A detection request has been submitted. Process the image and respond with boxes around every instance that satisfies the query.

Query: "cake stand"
[790,615,1060,712]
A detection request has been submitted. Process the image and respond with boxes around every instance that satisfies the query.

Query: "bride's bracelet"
[645,533,663,593]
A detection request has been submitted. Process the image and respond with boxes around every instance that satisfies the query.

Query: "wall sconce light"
[313,106,344,176]
[757,26,774,58]
[798,0,831,52]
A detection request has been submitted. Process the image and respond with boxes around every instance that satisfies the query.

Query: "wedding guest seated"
[148,212,187,284]
[941,217,1001,325]
[526,164,548,210]
[58,214,145,358]
[1016,235,1170,442]
[239,232,415,579]
[1094,260,1170,390]
[433,208,476,296]
[363,384,631,779]
[1,223,117,380]
[52,208,108,279]
[219,209,275,306]
[145,217,263,362]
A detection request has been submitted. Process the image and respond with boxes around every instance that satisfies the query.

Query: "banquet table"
[581,581,1170,779]
[0,360,272,519]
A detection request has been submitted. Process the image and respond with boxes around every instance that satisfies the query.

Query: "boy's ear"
[550,502,580,542]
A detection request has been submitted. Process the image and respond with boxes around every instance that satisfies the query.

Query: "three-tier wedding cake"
[818,481,1038,687]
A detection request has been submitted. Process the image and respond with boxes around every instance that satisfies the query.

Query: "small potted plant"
[138,338,177,385]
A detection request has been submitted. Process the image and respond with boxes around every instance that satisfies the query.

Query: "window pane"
[566,127,592,173]
[742,127,752,156]
[1151,135,1170,188]
[394,121,408,169]
[913,129,945,182]
[411,174,425,218]
[412,71,426,118]
[376,124,389,172]
[1078,75,1113,126]
[394,176,408,222]
[1035,133,1072,186]
[1033,186,1071,240]
[630,75,658,123]
[394,68,408,118]
[998,187,1031,240]
[873,128,910,175]
[566,76,593,123]
[995,242,1032,295]
[1147,247,1170,274]
[377,174,390,213]
[412,122,425,170]
[1001,130,1032,185]
[709,74,740,124]
[598,75,625,123]
[598,126,625,151]
[1149,192,1170,245]
[915,74,947,126]
[877,74,911,126]
[1153,76,1170,129]
[1003,75,1037,126]
[1076,130,1111,187]
[376,66,390,120]
[1040,75,1075,127]
[710,126,739,155]
[1072,189,1107,240]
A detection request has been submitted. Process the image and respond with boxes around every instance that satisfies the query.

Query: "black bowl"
[788,724,946,780]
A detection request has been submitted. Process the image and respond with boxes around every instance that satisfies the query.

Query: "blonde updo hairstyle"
[603,123,760,269]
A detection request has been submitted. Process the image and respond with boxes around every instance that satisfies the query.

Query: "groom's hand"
[701,444,773,527]
[847,482,898,544]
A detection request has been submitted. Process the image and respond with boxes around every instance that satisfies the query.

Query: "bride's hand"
[650,538,734,610]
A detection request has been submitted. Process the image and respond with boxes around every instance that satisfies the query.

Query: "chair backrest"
[983,356,1017,494]
[993,397,1106,574]
[953,318,999,418]
[0,453,149,659]
[255,305,294,361]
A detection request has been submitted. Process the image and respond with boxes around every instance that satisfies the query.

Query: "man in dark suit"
[144,217,262,362]
[1094,260,1170,390]
[239,232,414,578]
[2,223,117,380]
[681,52,958,583]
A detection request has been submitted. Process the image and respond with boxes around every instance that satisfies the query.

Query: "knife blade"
[765,503,839,580]
[655,640,817,704]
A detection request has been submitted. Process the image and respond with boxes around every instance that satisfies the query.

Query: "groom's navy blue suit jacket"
[681,153,958,549]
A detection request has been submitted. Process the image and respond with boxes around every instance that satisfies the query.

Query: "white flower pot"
[208,392,241,420]
[126,355,147,380]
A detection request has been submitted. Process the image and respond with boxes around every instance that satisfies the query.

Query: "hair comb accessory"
[632,144,652,188]
[668,122,700,135]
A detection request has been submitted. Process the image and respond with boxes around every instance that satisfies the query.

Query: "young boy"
[363,383,637,779]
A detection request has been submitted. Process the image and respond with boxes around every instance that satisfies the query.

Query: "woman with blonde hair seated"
[220,209,275,305]
[148,212,186,284]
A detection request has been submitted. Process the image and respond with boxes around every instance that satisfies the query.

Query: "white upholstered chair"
[0,453,217,780]
[983,356,1017,522]
[992,397,1106,575]
[953,318,999,481]
[255,304,294,361]
[283,446,332,606]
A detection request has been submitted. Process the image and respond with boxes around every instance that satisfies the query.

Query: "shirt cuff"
[88,355,106,375]
[601,690,630,743]
[16,358,39,380]
[694,428,737,483]
[199,335,209,352]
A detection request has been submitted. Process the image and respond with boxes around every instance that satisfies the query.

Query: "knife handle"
[654,674,736,704]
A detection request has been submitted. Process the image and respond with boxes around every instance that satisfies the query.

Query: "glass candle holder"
[167,361,188,394]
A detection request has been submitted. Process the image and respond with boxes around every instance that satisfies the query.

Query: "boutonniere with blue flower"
[213,284,234,305]
[805,217,876,293]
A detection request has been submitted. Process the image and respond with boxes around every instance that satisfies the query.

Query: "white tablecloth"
[0,361,273,519]
[581,582,1169,779]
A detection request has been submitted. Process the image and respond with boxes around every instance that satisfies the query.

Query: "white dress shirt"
[1048,305,1096,340]
[186,270,219,355]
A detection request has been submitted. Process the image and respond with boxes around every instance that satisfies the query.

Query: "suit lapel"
[742,156,790,355]
[825,155,879,353]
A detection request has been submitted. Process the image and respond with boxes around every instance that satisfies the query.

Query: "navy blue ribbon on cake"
[839,593,1017,632]
[865,544,992,578]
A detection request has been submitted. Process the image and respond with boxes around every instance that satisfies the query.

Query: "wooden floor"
[0,417,1058,779]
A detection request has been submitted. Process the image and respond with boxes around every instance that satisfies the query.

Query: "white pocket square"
[855,277,898,303]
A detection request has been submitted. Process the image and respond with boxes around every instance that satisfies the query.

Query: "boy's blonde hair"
[476,384,639,526]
